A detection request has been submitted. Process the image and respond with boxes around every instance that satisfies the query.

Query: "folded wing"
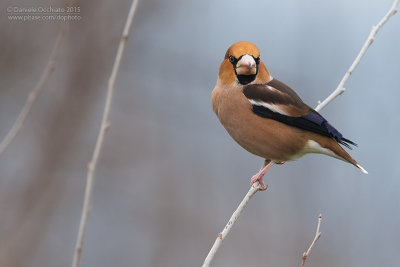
[243,79,357,149]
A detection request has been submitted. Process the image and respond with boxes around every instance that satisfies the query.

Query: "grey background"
[0,0,399,266]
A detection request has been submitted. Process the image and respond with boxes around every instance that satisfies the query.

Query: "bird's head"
[218,41,271,86]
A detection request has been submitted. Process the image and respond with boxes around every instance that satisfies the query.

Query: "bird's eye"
[229,55,236,63]
[255,57,260,65]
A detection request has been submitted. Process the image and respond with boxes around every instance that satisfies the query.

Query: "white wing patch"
[249,99,289,115]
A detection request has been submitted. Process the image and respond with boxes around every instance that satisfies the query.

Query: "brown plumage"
[211,41,367,189]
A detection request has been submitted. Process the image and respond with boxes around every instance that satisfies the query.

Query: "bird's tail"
[326,139,368,174]
[310,136,368,174]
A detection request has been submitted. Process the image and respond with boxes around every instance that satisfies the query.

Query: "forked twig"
[301,214,322,267]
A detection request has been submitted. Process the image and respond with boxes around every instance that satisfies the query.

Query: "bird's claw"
[250,174,267,191]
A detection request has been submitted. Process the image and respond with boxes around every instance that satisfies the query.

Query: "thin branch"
[71,1,139,267]
[0,1,75,157]
[301,214,322,267]
[202,182,263,267]
[315,0,398,112]
[203,0,398,265]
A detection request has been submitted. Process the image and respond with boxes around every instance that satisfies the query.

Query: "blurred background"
[0,0,399,266]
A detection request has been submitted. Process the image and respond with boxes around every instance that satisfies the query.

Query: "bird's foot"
[250,172,267,191]
[250,160,276,191]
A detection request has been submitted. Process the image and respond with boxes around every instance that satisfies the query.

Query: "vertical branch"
[71,1,139,267]
[202,0,398,266]
[0,1,75,157]
[301,214,322,267]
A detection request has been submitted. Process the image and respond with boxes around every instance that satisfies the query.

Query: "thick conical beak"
[235,54,257,75]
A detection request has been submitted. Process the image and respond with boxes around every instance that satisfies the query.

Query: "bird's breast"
[211,85,308,161]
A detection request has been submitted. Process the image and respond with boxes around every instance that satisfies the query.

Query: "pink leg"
[250,161,275,191]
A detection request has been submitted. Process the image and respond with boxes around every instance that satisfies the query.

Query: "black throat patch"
[236,74,256,85]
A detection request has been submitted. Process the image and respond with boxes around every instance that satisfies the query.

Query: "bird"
[211,41,367,190]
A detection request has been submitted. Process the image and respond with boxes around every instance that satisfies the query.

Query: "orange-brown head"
[218,41,271,86]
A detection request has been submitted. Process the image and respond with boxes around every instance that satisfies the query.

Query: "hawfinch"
[211,41,367,190]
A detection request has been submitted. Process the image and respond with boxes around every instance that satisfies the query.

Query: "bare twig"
[202,182,263,267]
[301,214,322,267]
[315,0,398,112]
[71,1,139,266]
[203,1,398,265]
[0,1,75,157]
